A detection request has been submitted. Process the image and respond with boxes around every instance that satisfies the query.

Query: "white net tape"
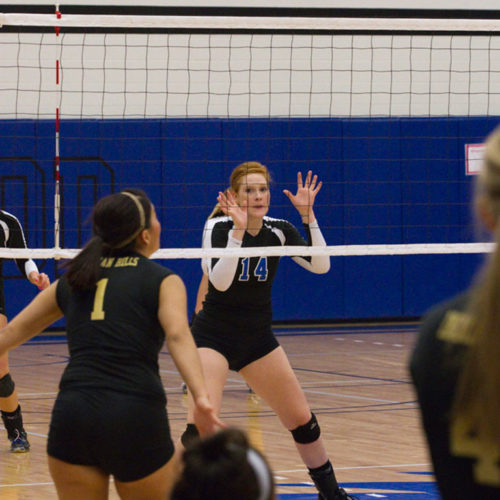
[0,242,493,260]
[2,13,500,32]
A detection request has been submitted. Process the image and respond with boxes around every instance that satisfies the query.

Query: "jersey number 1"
[91,278,109,320]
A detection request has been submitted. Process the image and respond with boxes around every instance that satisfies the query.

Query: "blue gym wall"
[0,116,497,324]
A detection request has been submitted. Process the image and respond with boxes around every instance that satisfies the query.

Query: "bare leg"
[48,456,110,500]
[0,314,29,452]
[242,347,348,499]
[179,348,228,449]
[241,347,328,468]
[0,315,19,413]
[186,348,228,423]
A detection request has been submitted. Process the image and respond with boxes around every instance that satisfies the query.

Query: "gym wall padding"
[0,116,496,323]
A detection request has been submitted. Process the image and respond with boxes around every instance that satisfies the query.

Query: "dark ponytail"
[64,188,152,290]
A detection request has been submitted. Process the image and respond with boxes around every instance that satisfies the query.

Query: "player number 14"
[239,257,268,282]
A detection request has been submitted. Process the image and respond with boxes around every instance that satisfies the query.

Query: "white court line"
[0,426,48,439]
[276,463,431,473]
[19,392,58,397]
[23,431,48,438]
[0,482,53,488]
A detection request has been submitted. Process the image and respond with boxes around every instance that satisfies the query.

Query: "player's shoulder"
[205,215,232,231]
[421,291,470,326]
[263,216,295,230]
[0,210,21,226]
[138,254,176,278]
[419,291,471,343]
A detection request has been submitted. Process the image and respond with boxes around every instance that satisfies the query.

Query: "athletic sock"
[308,460,340,499]
[1,405,24,440]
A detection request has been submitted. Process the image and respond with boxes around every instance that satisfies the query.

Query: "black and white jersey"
[0,209,37,280]
[201,215,329,323]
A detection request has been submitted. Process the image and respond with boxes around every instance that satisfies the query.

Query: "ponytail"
[207,188,230,220]
[453,125,500,446]
[64,235,104,290]
[62,188,152,290]
[454,225,500,445]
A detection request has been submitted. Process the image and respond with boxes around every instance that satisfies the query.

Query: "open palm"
[217,190,248,230]
[283,170,322,218]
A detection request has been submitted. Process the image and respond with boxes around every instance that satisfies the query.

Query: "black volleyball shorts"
[47,388,175,482]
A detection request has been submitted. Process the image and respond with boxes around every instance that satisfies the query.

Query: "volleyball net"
[0,7,499,265]
[2,6,500,320]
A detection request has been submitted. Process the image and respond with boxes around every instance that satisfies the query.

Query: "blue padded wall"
[0,116,497,323]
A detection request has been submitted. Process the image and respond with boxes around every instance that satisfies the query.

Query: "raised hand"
[283,170,322,222]
[217,189,248,232]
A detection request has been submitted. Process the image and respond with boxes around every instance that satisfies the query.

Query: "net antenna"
[0,9,499,260]
[54,4,62,255]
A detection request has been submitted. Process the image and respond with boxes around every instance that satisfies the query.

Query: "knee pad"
[181,423,200,447]
[0,373,15,398]
[291,413,321,444]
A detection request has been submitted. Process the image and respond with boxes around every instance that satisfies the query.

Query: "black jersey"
[200,215,327,328]
[410,292,500,499]
[0,209,35,280]
[56,253,174,403]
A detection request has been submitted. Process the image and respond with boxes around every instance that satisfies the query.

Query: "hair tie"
[246,449,271,500]
[113,191,147,249]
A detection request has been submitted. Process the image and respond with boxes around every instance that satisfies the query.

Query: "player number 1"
[91,278,108,320]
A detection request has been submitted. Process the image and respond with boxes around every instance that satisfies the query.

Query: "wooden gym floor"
[0,323,439,499]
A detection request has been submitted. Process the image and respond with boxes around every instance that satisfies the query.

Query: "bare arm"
[0,282,63,356]
[158,274,223,434]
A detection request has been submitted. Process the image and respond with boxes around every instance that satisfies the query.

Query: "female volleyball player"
[181,162,355,500]
[172,427,275,500]
[0,209,49,453]
[0,189,221,500]
[410,125,500,499]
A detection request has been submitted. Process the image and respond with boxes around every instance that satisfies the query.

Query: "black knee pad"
[181,423,200,447]
[0,373,15,398]
[291,413,321,444]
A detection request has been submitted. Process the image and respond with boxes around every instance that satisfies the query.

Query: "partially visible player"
[410,125,500,499]
[172,427,275,500]
[181,162,356,500]
[0,209,49,452]
[0,190,221,500]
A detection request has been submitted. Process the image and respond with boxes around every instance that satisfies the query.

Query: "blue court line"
[278,480,440,499]
[273,323,419,337]
[27,335,66,344]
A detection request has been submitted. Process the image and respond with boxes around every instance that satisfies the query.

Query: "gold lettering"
[100,258,115,268]
[114,257,139,267]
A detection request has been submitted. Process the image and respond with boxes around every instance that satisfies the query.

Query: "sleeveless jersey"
[410,292,500,499]
[56,253,174,402]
